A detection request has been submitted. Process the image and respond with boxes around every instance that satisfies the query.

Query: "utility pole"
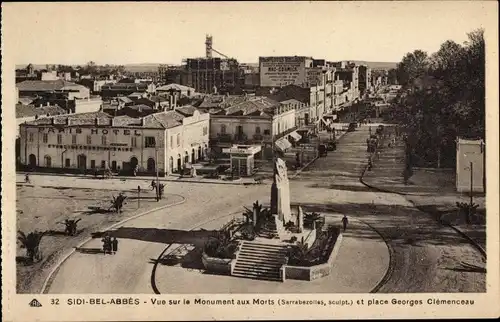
[469,161,473,207]
[156,148,160,202]
[137,185,141,208]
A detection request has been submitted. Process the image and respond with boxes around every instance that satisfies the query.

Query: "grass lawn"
[15,184,184,293]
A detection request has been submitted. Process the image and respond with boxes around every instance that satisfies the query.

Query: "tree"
[59,218,82,236]
[17,230,45,263]
[396,50,430,87]
[387,68,398,85]
[110,193,127,213]
[389,29,484,169]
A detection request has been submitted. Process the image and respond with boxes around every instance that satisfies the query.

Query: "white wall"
[19,123,168,172]
[210,117,272,140]
[74,98,103,114]
[165,110,210,173]
[456,140,485,192]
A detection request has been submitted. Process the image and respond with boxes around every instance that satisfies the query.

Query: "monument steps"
[257,222,279,238]
[233,258,281,270]
[232,271,281,282]
[237,254,285,263]
[232,241,287,282]
[238,248,288,256]
[240,243,288,251]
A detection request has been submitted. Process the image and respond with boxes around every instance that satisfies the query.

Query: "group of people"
[102,235,119,255]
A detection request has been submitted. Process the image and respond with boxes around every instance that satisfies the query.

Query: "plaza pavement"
[43,125,391,294]
[47,183,268,293]
[290,126,484,292]
[42,124,484,293]
[362,135,486,255]
[153,215,388,294]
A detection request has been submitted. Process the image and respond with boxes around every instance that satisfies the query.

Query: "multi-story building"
[256,84,331,132]
[208,97,299,159]
[18,109,210,176]
[16,80,91,100]
[100,82,156,99]
[156,84,196,98]
[160,58,241,95]
[358,65,372,96]
[259,56,314,88]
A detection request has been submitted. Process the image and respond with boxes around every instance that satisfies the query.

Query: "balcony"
[273,126,298,141]
[216,133,233,143]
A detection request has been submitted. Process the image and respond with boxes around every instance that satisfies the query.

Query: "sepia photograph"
[2,1,499,321]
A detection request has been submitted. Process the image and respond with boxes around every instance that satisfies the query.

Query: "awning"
[321,118,331,127]
[275,138,292,152]
[289,131,302,141]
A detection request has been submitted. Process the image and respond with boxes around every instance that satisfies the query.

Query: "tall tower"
[205,34,213,59]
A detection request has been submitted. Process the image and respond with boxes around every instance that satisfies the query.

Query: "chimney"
[95,117,99,126]
[173,95,177,110]
[169,95,173,110]
[140,118,144,126]
[46,101,50,107]
[66,118,70,126]
[51,117,55,125]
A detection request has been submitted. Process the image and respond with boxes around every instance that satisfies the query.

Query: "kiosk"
[222,145,262,177]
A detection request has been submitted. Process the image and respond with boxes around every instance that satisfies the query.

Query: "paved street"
[301,126,485,293]
[43,125,485,294]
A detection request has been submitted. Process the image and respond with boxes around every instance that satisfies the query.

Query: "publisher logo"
[29,299,42,307]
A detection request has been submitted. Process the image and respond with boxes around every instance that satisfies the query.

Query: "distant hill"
[350,61,398,70]
[123,63,165,73]
[17,60,398,73]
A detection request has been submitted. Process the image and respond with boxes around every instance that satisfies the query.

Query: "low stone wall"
[201,252,233,275]
[284,233,344,281]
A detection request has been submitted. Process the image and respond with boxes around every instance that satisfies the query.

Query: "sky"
[2,1,495,66]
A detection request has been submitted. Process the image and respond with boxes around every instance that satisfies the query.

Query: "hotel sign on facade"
[259,56,310,87]
[37,127,143,136]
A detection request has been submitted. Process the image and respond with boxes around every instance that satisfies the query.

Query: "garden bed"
[287,226,340,267]
[285,226,343,281]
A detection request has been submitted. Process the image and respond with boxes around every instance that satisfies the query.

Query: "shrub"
[203,237,239,259]
[287,226,340,267]
[239,224,256,241]
[285,221,295,230]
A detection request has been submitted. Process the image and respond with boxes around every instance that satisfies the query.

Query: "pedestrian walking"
[102,236,111,254]
[151,180,156,191]
[25,173,30,184]
[112,237,118,255]
[341,215,348,232]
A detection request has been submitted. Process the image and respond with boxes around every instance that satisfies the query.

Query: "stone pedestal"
[297,206,304,233]
[270,158,292,224]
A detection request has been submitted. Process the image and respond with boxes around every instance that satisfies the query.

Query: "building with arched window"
[19,109,210,176]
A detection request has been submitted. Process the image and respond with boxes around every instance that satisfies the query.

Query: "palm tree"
[288,238,309,265]
[109,193,127,213]
[59,219,82,236]
[17,230,45,263]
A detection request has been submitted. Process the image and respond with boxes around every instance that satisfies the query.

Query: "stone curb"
[17,171,256,186]
[150,210,242,294]
[359,156,487,262]
[40,196,187,294]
